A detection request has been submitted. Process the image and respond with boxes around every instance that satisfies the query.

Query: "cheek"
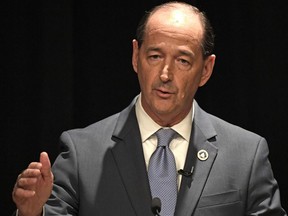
[138,61,159,83]
[137,65,155,90]
[177,75,200,100]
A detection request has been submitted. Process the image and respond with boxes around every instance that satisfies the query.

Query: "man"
[12,2,286,216]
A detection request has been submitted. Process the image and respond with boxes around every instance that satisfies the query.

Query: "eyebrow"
[145,46,162,53]
[178,49,195,58]
[145,46,195,57]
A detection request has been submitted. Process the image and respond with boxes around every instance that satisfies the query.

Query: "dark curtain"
[2,0,288,215]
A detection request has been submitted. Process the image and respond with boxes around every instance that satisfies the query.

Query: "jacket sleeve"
[44,131,79,215]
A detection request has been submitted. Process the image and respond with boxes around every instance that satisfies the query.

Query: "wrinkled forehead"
[146,7,204,41]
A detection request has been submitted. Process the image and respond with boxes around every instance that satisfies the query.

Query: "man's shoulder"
[205,112,264,145]
[194,102,263,143]
[64,112,120,138]
[66,96,138,137]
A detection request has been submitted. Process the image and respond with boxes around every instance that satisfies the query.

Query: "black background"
[2,0,288,215]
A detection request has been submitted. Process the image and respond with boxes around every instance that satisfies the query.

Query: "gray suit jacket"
[45,98,286,215]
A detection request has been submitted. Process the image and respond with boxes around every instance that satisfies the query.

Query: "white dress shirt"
[135,94,194,189]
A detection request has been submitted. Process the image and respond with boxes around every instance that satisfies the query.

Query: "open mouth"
[155,88,173,98]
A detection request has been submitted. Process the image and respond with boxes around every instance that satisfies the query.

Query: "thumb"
[40,152,52,179]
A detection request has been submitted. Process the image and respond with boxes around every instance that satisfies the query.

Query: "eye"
[177,58,190,65]
[176,57,192,70]
[148,55,162,61]
[147,54,163,65]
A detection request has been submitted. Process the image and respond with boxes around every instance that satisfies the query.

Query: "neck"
[148,108,191,127]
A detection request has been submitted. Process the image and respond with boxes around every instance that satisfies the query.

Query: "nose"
[160,64,171,82]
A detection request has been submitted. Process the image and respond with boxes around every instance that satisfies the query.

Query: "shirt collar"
[135,93,194,142]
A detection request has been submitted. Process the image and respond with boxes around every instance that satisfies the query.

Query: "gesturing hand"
[12,152,54,216]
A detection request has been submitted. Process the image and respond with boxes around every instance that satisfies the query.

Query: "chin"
[153,106,175,115]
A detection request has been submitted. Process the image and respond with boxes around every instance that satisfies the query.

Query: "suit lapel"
[175,101,218,216]
[109,98,219,216]
[110,98,153,216]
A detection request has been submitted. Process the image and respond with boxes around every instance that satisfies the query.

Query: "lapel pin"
[197,149,209,161]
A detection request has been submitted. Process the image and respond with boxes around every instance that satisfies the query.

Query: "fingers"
[13,152,50,196]
[15,163,41,187]
[17,175,38,187]
[28,162,42,170]
[13,187,36,199]
[22,165,42,177]
[13,152,54,214]
[13,166,41,201]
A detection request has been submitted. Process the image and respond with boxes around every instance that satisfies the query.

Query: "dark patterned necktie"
[148,128,178,216]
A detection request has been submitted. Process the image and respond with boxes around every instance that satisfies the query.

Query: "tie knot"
[155,128,176,147]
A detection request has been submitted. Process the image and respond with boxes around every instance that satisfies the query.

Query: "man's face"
[132,8,215,126]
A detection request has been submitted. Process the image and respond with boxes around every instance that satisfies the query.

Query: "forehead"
[145,6,204,42]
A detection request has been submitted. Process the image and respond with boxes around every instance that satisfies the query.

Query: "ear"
[132,39,139,73]
[199,54,216,87]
